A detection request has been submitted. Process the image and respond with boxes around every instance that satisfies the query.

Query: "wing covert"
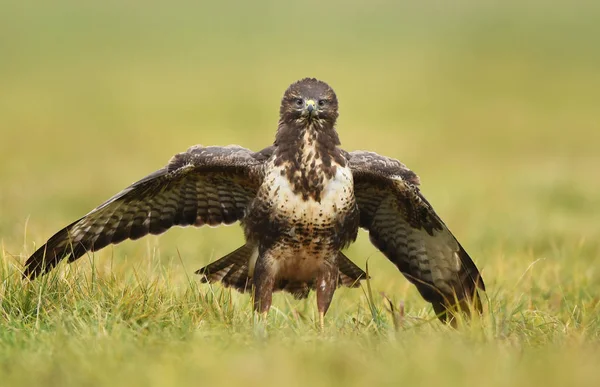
[348,150,484,323]
[24,145,266,279]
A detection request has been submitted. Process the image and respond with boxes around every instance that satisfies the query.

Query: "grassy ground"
[1,1,600,386]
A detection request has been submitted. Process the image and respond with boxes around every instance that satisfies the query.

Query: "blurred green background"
[1,1,600,386]
[2,0,599,278]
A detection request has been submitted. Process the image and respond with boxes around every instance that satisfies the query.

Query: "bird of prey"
[24,78,484,327]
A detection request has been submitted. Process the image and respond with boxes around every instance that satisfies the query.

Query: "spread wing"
[24,145,267,279]
[348,150,485,323]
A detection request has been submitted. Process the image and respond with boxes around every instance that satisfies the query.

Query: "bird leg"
[252,255,275,316]
[316,264,337,331]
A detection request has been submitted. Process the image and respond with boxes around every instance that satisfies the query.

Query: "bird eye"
[295,98,304,107]
[318,99,326,107]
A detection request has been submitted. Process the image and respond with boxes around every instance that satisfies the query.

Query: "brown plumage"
[196,246,365,299]
[24,78,484,326]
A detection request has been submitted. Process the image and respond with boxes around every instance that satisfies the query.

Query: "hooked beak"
[305,99,316,115]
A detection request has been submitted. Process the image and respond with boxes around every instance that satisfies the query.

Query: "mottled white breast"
[261,160,355,280]
[263,163,354,227]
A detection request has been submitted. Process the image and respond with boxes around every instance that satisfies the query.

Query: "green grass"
[1,1,600,386]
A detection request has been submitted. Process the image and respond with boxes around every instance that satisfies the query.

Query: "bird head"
[279,78,339,128]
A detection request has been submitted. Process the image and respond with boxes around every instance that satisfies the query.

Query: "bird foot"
[319,311,325,332]
[253,311,269,340]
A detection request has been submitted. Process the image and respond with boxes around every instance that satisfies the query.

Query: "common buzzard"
[24,78,485,327]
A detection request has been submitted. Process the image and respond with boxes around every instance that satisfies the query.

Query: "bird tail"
[195,243,255,293]
[195,247,367,295]
[337,252,367,288]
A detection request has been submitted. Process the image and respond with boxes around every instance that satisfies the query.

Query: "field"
[1,1,600,386]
